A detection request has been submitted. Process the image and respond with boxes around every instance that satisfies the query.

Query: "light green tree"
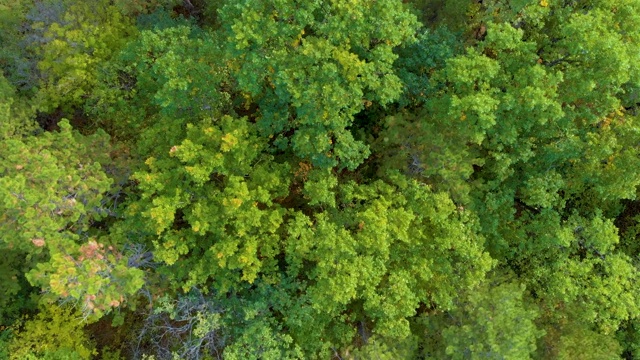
[25,0,136,113]
[0,120,144,320]
[8,304,97,359]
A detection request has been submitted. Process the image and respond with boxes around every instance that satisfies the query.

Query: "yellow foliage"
[221,133,238,152]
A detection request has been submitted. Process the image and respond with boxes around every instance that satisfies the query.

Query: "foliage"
[0,74,36,140]
[617,319,640,360]
[27,0,136,113]
[536,304,624,359]
[111,0,179,17]
[88,13,230,153]
[394,26,463,108]
[0,120,144,320]
[440,282,543,359]
[134,289,225,360]
[2,0,640,358]
[222,320,303,360]
[219,0,420,169]
[119,99,493,354]
[379,1,640,356]
[8,304,97,359]
[344,334,418,359]
[0,247,37,326]
[0,327,11,360]
[0,119,111,250]
[0,0,37,92]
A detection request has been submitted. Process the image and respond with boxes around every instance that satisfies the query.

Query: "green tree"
[438,282,543,359]
[384,0,640,354]
[124,114,493,354]
[2,0,639,357]
[0,74,36,140]
[23,0,136,113]
[88,15,231,153]
[0,0,37,92]
[0,120,143,320]
[219,0,420,169]
[8,304,97,359]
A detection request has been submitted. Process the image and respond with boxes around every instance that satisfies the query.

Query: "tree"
[383,0,640,354]
[0,0,37,93]
[0,74,36,140]
[0,120,143,320]
[436,282,543,359]
[2,0,640,357]
[88,14,231,152]
[123,110,492,354]
[20,0,136,113]
[219,0,420,169]
[8,304,97,359]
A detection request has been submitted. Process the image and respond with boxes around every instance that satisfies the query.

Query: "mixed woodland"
[2,0,640,358]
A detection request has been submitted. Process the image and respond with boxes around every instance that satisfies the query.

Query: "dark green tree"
[219,0,420,169]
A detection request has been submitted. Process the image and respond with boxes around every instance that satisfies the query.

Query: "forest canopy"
[1,0,640,359]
